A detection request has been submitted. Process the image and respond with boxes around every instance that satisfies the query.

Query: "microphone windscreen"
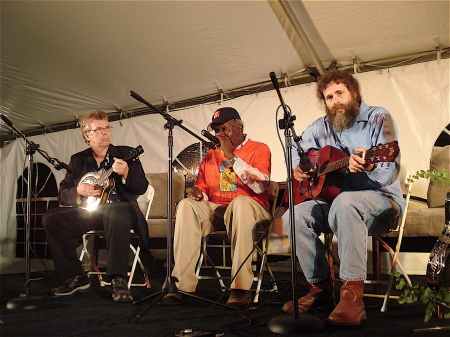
[270,72,280,90]
[201,130,220,146]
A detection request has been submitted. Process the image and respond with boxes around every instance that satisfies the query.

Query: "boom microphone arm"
[269,72,311,172]
[1,114,73,173]
[129,91,215,149]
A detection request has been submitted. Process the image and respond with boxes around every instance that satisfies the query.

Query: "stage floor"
[2,265,449,337]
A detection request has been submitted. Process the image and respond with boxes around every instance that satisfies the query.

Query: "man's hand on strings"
[112,158,129,179]
[349,147,374,173]
[77,183,102,197]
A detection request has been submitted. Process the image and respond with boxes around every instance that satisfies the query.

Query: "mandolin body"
[78,170,115,212]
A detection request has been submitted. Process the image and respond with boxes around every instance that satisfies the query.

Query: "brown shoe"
[328,280,366,326]
[162,291,194,305]
[227,289,251,310]
[282,278,334,313]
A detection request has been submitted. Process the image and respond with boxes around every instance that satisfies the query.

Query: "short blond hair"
[79,110,108,144]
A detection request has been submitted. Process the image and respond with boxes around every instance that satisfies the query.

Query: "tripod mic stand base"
[6,293,47,310]
[268,314,325,334]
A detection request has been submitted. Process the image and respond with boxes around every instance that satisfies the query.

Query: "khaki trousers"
[172,195,271,292]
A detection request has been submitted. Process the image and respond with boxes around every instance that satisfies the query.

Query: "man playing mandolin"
[43,110,151,303]
[282,69,405,325]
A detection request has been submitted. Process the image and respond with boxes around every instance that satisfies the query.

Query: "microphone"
[270,71,280,91]
[129,90,147,105]
[298,150,312,172]
[270,71,288,112]
[201,130,220,147]
[1,114,14,127]
[55,159,73,173]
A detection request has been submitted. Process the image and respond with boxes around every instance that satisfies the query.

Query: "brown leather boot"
[281,278,334,313]
[328,280,366,326]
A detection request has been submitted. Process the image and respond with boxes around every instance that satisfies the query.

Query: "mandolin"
[78,145,144,212]
[288,141,400,205]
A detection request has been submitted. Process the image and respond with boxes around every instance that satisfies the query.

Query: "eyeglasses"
[213,126,231,134]
[88,126,112,134]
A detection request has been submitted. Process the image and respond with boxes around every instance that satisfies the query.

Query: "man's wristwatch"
[229,155,238,165]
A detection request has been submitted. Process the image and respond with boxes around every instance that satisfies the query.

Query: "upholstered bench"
[382,145,449,252]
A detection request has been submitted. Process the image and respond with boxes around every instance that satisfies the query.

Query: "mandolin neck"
[96,167,114,186]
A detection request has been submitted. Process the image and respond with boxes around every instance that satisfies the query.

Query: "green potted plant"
[395,272,450,322]
[406,169,450,189]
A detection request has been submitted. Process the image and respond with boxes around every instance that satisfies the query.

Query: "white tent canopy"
[1,0,448,141]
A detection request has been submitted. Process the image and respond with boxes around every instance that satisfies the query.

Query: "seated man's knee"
[177,197,196,209]
[333,192,351,203]
[231,195,251,203]
[331,192,358,212]
[176,197,200,216]
[228,195,252,210]
[42,208,60,230]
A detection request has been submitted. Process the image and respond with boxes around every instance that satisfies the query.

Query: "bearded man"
[281,69,405,325]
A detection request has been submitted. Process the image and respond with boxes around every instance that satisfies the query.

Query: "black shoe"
[227,289,251,310]
[111,276,133,303]
[49,275,91,297]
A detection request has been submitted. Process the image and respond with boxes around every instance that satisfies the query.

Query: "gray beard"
[326,101,360,133]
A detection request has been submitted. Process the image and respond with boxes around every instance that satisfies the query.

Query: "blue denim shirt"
[292,102,405,215]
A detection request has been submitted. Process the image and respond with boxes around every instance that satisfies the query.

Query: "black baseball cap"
[207,107,241,131]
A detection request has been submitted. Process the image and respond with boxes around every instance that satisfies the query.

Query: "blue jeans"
[283,190,399,283]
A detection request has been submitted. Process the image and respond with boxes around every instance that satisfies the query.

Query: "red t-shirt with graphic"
[195,139,271,209]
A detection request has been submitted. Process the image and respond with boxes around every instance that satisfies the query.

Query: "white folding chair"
[376,166,414,311]
[78,184,155,288]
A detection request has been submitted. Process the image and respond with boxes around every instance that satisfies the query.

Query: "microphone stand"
[128,91,230,324]
[267,75,323,334]
[1,115,72,310]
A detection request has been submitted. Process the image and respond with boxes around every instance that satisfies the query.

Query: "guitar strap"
[102,153,111,170]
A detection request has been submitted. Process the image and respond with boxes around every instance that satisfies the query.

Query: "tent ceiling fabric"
[1,0,448,144]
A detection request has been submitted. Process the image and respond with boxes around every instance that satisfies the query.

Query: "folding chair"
[195,181,280,303]
[324,164,413,311]
[78,184,155,288]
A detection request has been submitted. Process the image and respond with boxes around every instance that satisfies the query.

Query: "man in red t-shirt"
[163,107,272,309]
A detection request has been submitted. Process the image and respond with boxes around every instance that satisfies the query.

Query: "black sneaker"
[49,275,91,297]
[111,276,133,303]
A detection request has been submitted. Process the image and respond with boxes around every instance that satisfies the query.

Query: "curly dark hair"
[316,69,362,105]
